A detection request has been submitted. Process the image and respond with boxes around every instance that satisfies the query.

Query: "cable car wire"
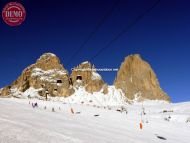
[89,0,161,62]
[66,0,121,67]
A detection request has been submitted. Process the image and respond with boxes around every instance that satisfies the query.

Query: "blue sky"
[0,0,190,102]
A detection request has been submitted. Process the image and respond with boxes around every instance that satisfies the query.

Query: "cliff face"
[70,61,108,93]
[0,53,170,102]
[114,54,170,101]
[0,86,11,96]
[0,53,74,97]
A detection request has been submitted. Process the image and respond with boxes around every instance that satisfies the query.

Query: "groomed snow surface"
[0,97,190,143]
[62,86,126,106]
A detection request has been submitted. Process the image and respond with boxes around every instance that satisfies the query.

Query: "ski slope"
[0,98,190,143]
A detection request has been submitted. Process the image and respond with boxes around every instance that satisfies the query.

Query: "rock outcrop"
[70,61,107,93]
[114,54,170,101]
[0,86,11,96]
[1,53,74,97]
[0,53,170,102]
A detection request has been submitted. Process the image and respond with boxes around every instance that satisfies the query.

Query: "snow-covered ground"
[10,86,127,107]
[0,98,190,143]
[62,86,127,106]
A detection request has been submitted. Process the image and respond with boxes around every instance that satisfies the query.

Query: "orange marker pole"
[140,122,143,129]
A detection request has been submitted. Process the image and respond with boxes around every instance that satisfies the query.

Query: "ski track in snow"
[0,98,190,143]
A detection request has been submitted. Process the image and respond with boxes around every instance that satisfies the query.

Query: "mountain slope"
[0,98,189,143]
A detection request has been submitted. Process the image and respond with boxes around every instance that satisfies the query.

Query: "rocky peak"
[114,54,170,101]
[80,61,91,66]
[71,61,95,83]
[0,52,170,102]
[35,53,64,71]
[0,53,74,97]
[71,61,107,93]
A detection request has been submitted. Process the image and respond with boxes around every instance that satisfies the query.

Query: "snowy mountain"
[0,53,170,105]
[1,53,189,143]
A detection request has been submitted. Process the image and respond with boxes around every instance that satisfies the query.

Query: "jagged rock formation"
[0,53,170,103]
[114,54,170,101]
[0,86,11,96]
[70,61,108,93]
[0,53,74,97]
